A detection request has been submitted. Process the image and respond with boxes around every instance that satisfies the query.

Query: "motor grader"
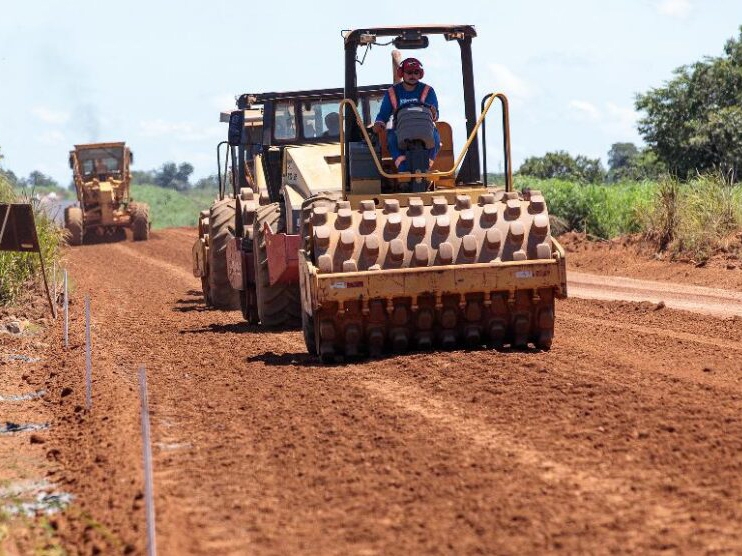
[66,142,149,245]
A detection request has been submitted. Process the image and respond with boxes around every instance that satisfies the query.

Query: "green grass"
[130,184,217,229]
[514,174,742,262]
[642,173,742,261]
[515,176,656,240]
[0,175,65,305]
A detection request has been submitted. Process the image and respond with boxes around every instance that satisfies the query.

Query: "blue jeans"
[387,128,441,171]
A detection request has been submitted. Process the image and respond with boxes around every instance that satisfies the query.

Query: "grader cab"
[296,25,568,361]
[66,142,149,245]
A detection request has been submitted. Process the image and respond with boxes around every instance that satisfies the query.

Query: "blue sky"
[1,0,741,185]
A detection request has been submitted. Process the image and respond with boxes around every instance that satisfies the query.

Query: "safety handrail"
[216,141,227,200]
[339,92,510,188]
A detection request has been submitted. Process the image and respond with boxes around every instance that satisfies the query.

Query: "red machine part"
[264,222,301,286]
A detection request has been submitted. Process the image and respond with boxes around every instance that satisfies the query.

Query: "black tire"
[208,198,239,310]
[302,310,317,355]
[65,207,83,246]
[239,289,258,324]
[201,276,212,306]
[131,203,150,241]
[238,237,259,324]
[254,203,301,328]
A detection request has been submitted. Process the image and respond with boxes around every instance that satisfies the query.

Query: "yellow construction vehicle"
[223,86,388,324]
[66,142,149,244]
[295,25,567,361]
[192,108,263,309]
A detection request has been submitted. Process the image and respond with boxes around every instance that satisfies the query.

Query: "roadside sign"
[0,203,56,317]
[0,203,40,252]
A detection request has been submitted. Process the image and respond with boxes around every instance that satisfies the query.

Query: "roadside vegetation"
[130,184,217,229]
[515,26,742,263]
[515,174,742,263]
[0,165,65,305]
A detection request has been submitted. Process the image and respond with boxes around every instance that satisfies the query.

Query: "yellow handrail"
[339,92,507,183]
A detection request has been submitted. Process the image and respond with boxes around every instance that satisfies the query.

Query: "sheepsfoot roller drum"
[299,188,567,362]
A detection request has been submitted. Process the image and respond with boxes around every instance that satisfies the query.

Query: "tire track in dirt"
[555,308,742,397]
[568,271,742,317]
[561,312,742,352]
[358,376,699,536]
[362,345,742,552]
[110,243,197,285]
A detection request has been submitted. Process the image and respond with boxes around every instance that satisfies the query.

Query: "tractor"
[220,85,389,324]
[223,24,566,361]
[192,108,262,309]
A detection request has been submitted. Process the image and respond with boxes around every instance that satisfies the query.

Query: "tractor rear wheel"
[207,198,239,310]
[131,203,150,241]
[253,203,301,328]
[64,207,83,246]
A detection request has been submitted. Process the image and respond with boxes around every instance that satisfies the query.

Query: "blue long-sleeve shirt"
[374,82,439,126]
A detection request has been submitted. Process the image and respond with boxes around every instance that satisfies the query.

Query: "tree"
[608,142,639,173]
[131,169,157,185]
[517,150,605,183]
[153,162,194,191]
[194,174,219,190]
[636,26,742,180]
[606,142,666,182]
[21,170,60,189]
[0,147,18,188]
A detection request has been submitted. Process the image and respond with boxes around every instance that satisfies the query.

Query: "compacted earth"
[2,228,742,555]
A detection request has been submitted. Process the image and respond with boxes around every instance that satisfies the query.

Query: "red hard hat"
[397,57,424,79]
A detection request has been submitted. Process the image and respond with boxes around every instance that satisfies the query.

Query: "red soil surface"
[6,228,742,554]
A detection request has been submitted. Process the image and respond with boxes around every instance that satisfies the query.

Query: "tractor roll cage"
[343,25,481,189]
[237,85,390,148]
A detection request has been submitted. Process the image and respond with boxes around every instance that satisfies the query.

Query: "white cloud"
[487,64,536,101]
[604,102,640,138]
[569,100,601,121]
[657,0,692,18]
[36,130,66,145]
[31,106,69,125]
[566,99,640,141]
[138,119,222,141]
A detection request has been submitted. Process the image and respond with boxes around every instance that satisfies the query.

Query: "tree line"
[130,162,218,191]
[0,154,219,195]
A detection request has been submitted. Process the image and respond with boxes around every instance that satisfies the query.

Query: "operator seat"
[376,121,455,188]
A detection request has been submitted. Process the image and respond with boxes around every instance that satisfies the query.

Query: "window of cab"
[274,101,297,141]
[301,100,342,139]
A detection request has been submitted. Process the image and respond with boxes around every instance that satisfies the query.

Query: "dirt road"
[48,228,742,554]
